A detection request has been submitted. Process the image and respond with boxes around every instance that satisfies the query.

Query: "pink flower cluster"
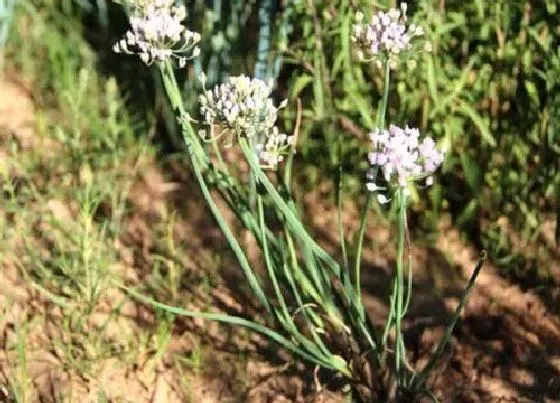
[367,125,444,198]
[352,3,427,69]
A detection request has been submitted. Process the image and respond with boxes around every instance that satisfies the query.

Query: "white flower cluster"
[199,75,294,168]
[352,3,429,70]
[367,125,444,202]
[200,75,281,137]
[113,0,201,66]
[256,127,296,168]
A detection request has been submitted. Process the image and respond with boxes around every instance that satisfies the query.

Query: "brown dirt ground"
[1,77,560,402]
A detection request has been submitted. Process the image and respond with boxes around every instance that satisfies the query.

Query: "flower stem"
[353,192,372,317]
[353,62,391,316]
[378,62,391,129]
[159,62,207,168]
[394,188,407,388]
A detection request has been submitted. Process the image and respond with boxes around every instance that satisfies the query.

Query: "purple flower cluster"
[367,125,444,200]
[352,3,427,69]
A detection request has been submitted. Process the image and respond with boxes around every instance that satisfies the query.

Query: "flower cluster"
[200,75,281,138]
[256,127,295,168]
[199,75,293,168]
[113,0,201,66]
[367,125,444,201]
[352,3,429,70]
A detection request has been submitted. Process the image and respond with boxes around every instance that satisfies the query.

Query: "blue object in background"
[0,0,17,48]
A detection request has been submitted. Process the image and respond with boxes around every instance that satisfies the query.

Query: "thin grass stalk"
[209,165,275,253]
[402,255,413,315]
[284,230,333,326]
[280,255,305,315]
[205,146,288,265]
[378,62,391,129]
[282,264,330,362]
[300,233,328,295]
[201,142,276,254]
[402,216,414,316]
[281,188,332,301]
[282,102,334,310]
[210,137,228,172]
[242,140,370,345]
[410,252,486,393]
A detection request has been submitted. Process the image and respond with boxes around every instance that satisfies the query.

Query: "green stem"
[257,199,349,374]
[258,195,289,319]
[353,193,372,317]
[284,230,323,315]
[336,147,348,272]
[402,254,413,316]
[242,140,356,338]
[378,62,391,129]
[395,188,407,387]
[353,62,391,316]
[159,62,207,168]
[211,139,227,172]
[248,138,258,211]
[382,278,397,347]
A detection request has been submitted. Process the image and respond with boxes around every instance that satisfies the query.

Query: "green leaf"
[456,199,479,228]
[350,90,376,129]
[460,154,482,192]
[426,56,439,103]
[459,101,496,147]
[524,81,540,108]
[120,284,338,371]
[289,75,313,99]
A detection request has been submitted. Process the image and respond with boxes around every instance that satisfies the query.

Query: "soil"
[1,77,559,402]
